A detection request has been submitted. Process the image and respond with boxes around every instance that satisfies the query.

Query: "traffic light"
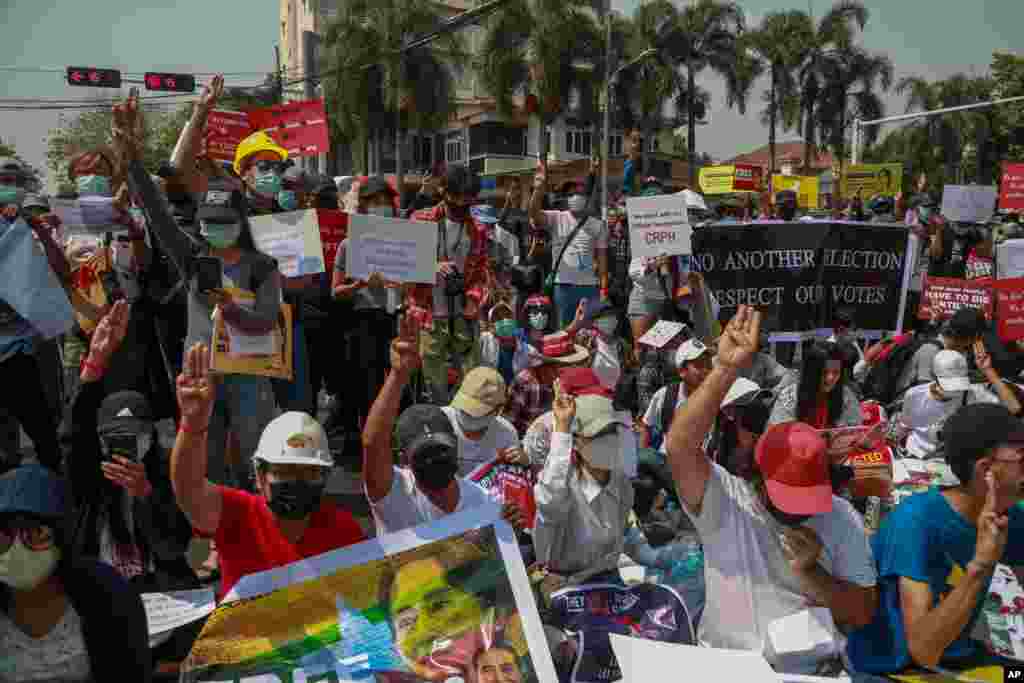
[66,67,122,88]
[143,72,196,93]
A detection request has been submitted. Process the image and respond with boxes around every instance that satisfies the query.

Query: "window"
[609,134,624,157]
[565,128,593,156]
[446,134,464,163]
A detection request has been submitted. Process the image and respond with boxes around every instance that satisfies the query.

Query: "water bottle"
[646,533,705,624]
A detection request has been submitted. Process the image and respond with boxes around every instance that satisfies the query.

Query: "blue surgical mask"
[77,175,112,197]
[253,172,283,196]
[277,190,298,211]
[528,312,549,331]
[0,185,24,207]
[200,221,242,249]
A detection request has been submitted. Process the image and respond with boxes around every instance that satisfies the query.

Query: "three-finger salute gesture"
[176,343,216,430]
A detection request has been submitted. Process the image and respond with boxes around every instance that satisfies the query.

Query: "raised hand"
[87,300,131,366]
[390,312,422,378]
[533,161,547,191]
[101,456,153,498]
[197,74,224,113]
[716,304,761,371]
[112,91,145,162]
[552,379,576,432]
[176,343,216,428]
[974,339,994,375]
[974,470,1009,568]
[781,526,823,573]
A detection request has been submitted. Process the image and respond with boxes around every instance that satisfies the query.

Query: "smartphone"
[103,433,140,462]
[196,256,222,293]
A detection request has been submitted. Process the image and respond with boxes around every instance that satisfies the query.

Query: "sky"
[1,0,1022,185]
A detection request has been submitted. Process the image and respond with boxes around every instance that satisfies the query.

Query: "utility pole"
[274,45,283,104]
[395,37,404,198]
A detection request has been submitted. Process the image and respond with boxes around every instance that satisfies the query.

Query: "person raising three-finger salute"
[169,342,365,599]
[664,305,878,674]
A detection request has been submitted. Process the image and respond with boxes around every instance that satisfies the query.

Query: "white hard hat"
[253,412,333,468]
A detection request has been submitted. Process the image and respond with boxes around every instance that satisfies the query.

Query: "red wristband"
[81,358,107,375]
[178,421,209,436]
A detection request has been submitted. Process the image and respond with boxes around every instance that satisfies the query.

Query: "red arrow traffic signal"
[143,72,195,93]
[66,66,121,88]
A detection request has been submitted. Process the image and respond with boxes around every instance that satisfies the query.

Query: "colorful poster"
[919,276,994,321]
[994,278,1024,342]
[941,185,999,223]
[249,209,326,278]
[317,209,348,272]
[180,508,556,683]
[210,293,293,379]
[840,163,902,199]
[626,194,692,261]
[469,461,537,530]
[346,213,439,284]
[1000,162,1024,212]
[698,165,737,195]
[772,175,820,209]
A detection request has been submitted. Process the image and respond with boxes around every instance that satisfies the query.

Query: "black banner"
[691,221,911,332]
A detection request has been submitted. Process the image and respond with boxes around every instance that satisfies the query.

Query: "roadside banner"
[698,164,764,195]
[1000,162,1024,211]
[841,163,902,198]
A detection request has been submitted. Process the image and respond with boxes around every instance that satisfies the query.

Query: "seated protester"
[891,305,978,399]
[897,346,1020,460]
[706,379,773,480]
[443,367,523,477]
[522,294,555,347]
[635,324,690,417]
[478,302,532,387]
[169,343,366,599]
[503,333,590,438]
[60,302,197,593]
[827,308,864,381]
[769,341,862,429]
[952,306,1022,383]
[570,299,625,392]
[0,464,151,682]
[732,334,790,392]
[533,381,635,585]
[628,254,677,346]
[664,306,878,674]
[640,339,713,450]
[362,314,521,535]
[845,403,1024,676]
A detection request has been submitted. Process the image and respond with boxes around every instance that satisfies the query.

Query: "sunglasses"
[0,519,55,553]
[252,160,288,174]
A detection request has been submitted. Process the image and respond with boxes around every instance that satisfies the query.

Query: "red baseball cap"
[754,422,832,516]
[558,367,613,398]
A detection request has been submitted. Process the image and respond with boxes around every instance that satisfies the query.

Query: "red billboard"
[1000,162,1024,211]
[202,100,330,164]
[732,163,763,192]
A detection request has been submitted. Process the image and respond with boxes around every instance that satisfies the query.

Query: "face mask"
[77,174,112,197]
[412,450,459,491]
[0,185,24,207]
[253,172,283,197]
[594,317,618,336]
[493,319,519,338]
[0,539,61,591]
[567,194,588,214]
[366,205,393,217]
[277,190,299,211]
[528,312,549,331]
[101,431,153,461]
[266,479,326,520]
[455,409,495,434]
[128,207,145,226]
[200,221,242,249]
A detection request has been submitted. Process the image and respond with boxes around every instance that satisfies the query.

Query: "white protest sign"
[626,194,692,261]
[997,239,1024,279]
[637,320,686,348]
[940,185,998,223]
[141,588,215,636]
[346,213,439,285]
[248,209,325,278]
[609,635,778,683]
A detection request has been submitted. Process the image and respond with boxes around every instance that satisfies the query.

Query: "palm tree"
[656,0,756,187]
[319,0,464,176]
[479,0,602,161]
[796,1,869,171]
[744,10,815,177]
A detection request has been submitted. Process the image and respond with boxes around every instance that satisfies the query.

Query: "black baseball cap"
[97,391,154,436]
[947,308,986,339]
[944,403,1024,471]
[196,179,246,223]
[395,404,457,460]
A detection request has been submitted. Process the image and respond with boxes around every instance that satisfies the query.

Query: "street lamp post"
[602,47,658,220]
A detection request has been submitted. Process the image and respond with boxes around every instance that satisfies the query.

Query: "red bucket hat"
[754,422,832,516]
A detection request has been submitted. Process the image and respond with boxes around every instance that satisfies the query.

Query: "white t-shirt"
[441,406,521,477]
[369,466,499,536]
[683,463,876,672]
[433,218,473,318]
[642,383,689,453]
[541,210,608,286]
[901,382,999,458]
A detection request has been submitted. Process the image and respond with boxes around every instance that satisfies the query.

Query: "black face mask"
[266,479,326,520]
[767,500,813,528]
[411,447,459,492]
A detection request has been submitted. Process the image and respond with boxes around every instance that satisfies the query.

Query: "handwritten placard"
[940,185,998,223]
[637,320,687,348]
[919,276,993,320]
[142,588,215,636]
[995,278,1024,342]
[345,213,439,284]
[626,194,692,261]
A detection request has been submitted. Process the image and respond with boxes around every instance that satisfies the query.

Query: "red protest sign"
[918,276,993,320]
[733,163,763,192]
[248,99,329,159]
[316,208,347,272]
[204,109,252,163]
[994,278,1024,342]
[1000,162,1024,211]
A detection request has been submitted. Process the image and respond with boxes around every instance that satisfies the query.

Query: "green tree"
[319,0,464,179]
[744,10,814,176]
[991,52,1024,162]
[480,0,602,160]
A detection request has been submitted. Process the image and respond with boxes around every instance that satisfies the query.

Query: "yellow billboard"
[772,175,819,209]
[840,163,902,198]
[699,165,737,195]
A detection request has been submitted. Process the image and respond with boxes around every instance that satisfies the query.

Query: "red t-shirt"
[213,486,366,598]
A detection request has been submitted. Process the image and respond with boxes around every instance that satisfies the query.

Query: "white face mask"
[594,317,618,336]
[0,539,61,591]
[528,312,549,330]
[366,206,393,217]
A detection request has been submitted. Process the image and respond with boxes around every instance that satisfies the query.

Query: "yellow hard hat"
[233,131,289,176]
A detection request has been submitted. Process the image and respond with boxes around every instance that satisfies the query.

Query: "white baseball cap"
[933,350,970,394]
[721,378,761,408]
[675,338,709,367]
[253,412,333,468]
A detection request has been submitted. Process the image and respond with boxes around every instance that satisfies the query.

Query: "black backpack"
[861,337,941,405]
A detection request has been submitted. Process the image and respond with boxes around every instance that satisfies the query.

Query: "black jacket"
[60,379,197,592]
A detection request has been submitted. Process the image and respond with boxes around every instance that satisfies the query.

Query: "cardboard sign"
[941,184,999,223]
[919,276,993,320]
[1000,162,1024,212]
[625,193,692,261]
[994,277,1024,342]
[210,294,293,379]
